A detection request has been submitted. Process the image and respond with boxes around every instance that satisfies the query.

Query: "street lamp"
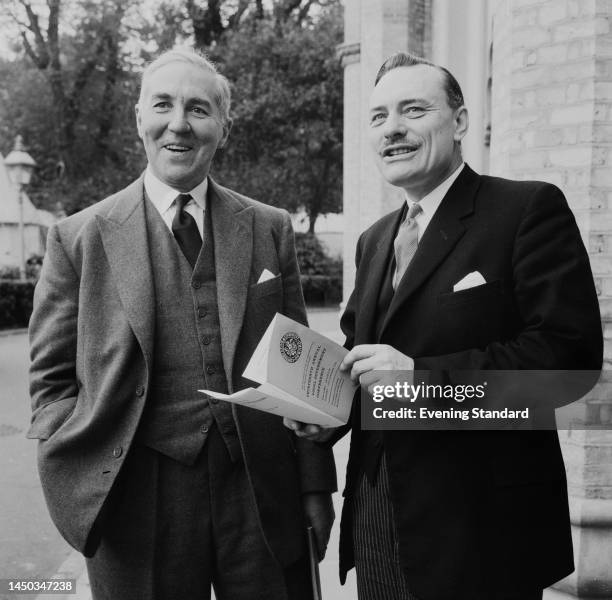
[4,135,37,281]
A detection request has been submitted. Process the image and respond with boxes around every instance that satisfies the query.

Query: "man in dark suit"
[287,53,602,600]
[28,49,335,600]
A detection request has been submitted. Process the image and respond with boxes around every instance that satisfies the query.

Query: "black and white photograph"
[0,1,611,599]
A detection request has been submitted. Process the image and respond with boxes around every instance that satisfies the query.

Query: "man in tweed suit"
[288,53,602,600]
[28,49,336,600]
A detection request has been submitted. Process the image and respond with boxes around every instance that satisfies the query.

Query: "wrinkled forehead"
[140,60,221,101]
[369,64,448,110]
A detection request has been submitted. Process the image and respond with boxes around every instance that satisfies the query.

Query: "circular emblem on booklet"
[280,332,303,363]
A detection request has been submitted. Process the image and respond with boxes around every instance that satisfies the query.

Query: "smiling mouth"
[164,144,192,153]
[382,144,420,158]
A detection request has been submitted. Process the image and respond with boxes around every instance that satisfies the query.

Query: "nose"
[382,110,407,140]
[167,107,191,134]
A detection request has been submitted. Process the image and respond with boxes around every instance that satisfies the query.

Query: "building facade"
[338,1,612,597]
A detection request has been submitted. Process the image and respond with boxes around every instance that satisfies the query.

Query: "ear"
[218,117,233,149]
[135,103,143,139]
[453,106,469,142]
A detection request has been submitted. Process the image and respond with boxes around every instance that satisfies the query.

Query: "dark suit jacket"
[339,165,602,599]
[28,175,336,565]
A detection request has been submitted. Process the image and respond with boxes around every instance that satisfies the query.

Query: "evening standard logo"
[280,332,302,363]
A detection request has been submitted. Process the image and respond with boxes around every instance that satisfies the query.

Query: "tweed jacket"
[28,175,336,563]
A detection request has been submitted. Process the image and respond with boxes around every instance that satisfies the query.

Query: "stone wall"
[485,1,612,597]
[488,0,612,393]
[342,1,612,597]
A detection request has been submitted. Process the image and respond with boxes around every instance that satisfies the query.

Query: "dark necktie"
[172,194,202,268]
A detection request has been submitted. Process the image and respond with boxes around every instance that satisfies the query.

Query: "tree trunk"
[96,32,121,162]
[308,212,317,233]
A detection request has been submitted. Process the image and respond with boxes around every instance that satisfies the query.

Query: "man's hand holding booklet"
[200,313,357,427]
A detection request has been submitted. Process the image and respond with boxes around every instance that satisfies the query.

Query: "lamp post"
[4,135,37,281]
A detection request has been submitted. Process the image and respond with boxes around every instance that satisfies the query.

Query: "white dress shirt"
[405,162,465,241]
[143,167,208,240]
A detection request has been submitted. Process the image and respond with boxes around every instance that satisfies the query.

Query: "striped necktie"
[392,202,422,290]
[171,194,202,268]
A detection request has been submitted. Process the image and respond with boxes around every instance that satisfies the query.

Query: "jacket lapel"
[382,165,481,333]
[96,176,155,368]
[356,209,403,345]
[208,179,254,389]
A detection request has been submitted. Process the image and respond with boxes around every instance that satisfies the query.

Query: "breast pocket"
[436,280,510,349]
[437,279,504,307]
[249,274,283,301]
[245,275,284,336]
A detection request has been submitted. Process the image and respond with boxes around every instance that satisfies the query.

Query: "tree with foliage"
[140,0,344,231]
[1,0,145,214]
[214,4,343,232]
[146,0,337,52]
[1,0,343,229]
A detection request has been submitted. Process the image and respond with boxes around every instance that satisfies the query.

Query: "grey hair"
[375,52,465,111]
[139,48,231,125]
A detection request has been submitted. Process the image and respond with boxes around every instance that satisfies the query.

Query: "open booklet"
[200,313,357,427]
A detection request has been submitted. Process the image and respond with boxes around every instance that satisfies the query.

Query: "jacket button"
[135,385,145,397]
[211,398,219,405]
[202,336,211,345]
[206,366,215,375]
[198,308,208,318]
[112,446,123,458]
[200,425,209,434]
[192,280,201,289]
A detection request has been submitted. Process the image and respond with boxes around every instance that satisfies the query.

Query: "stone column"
[431,0,489,174]
[488,1,612,597]
[339,0,492,303]
[339,0,418,303]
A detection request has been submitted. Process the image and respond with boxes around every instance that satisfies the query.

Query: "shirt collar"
[144,167,208,215]
[405,162,465,218]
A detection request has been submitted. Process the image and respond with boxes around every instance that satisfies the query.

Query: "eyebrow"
[369,97,431,113]
[150,92,214,107]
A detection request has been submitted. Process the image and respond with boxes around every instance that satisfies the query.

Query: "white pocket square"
[257,268,277,284]
[453,271,486,292]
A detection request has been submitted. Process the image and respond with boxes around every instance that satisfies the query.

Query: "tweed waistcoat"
[135,194,241,465]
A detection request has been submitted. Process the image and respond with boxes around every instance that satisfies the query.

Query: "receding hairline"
[138,50,231,124]
[374,52,465,111]
[371,65,446,103]
[139,59,218,100]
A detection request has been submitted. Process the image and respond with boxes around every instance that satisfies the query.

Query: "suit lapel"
[96,176,155,368]
[357,209,403,345]
[382,165,481,333]
[208,179,254,388]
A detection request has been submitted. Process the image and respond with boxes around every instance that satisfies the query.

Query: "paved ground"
[0,329,75,600]
[0,309,357,600]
